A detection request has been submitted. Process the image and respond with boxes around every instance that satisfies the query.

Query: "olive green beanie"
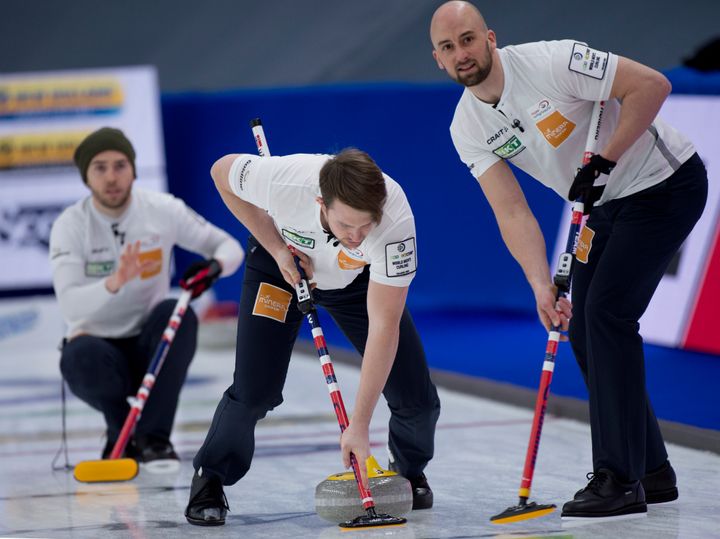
[73,127,136,183]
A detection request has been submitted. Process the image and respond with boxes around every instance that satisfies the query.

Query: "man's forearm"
[497,211,552,293]
[352,325,400,428]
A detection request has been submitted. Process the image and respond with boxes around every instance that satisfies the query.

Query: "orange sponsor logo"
[536,111,576,148]
[337,249,367,271]
[139,248,162,279]
[575,226,595,264]
[253,282,293,323]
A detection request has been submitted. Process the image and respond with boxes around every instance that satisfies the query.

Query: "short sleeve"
[450,118,502,180]
[368,216,417,287]
[228,154,271,210]
[549,40,618,101]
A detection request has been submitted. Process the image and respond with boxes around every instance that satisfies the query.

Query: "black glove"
[180,258,222,299]
[568,154,616,214]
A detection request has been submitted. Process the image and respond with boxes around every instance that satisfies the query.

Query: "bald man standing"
[430,1,707,520]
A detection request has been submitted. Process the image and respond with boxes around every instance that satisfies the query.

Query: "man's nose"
[456,49,471,64]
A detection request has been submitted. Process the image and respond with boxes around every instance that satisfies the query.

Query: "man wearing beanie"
[49,126,245,466]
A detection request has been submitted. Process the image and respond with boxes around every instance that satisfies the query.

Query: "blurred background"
[2,0,719,91]
[1,0,718,452]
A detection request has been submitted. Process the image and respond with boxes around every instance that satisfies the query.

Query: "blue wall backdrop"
[163,83,564,313]
[162,70,720,433]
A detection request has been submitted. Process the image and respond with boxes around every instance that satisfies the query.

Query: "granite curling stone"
[315,455,413,523]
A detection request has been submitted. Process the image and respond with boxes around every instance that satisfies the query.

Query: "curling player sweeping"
[184,119,440,527]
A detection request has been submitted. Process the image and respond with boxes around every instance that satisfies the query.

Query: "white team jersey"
[49,188,244,339]
[450,40,696,204]
[228,153,418,290]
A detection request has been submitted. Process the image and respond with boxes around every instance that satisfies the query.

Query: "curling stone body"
[315,455,413,523]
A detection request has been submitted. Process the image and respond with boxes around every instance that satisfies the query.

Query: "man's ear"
[487,29,497,52]
[432,49,446,71]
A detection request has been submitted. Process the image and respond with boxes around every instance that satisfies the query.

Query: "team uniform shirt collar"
[88,193,135,232]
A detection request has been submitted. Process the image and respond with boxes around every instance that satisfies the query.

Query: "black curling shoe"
[408,473,434,510]
[185,470,229,526]
[388,461,434,510]
[561,468,647,519]
[641,460,678,504]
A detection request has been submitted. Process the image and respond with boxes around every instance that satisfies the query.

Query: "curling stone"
[315,455,412,524]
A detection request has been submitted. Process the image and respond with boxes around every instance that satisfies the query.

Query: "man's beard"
[456,43,493,87]
[93,187,131,211]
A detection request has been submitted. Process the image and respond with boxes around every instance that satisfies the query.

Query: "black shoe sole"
[561,502,647,519]
[412,494,434,510]
[185,514,226,527]
[646,487,678,504]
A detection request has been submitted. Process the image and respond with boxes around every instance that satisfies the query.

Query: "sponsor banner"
[0,131,89,170]
[0,77,123,119]
[0,66,166,292]
[552,95,720,352]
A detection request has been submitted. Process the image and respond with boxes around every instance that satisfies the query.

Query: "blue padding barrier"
[161,77,720,432]
[162,83,564,313]
[315,307,720,431]
[665,66,720,95]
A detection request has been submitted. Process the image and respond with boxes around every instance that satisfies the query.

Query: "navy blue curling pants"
[568,153,707,481]
[193,236,440,485]
[60,299,197,443]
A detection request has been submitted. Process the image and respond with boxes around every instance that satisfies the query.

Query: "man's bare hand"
[274,246,315,289]
[534,283,572,340]
[340,422,370,489]
[105,241,155,293]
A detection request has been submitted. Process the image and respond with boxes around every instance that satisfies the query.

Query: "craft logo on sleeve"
[568,43,609,80]
[253,282,293,322]
[139,248,162,279]
[337,247,367,270]
[385,238,417,277]
[528,100,576,148]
